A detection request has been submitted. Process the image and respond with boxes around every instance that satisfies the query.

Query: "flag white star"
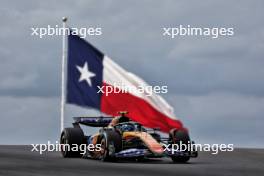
[76,62,96,86]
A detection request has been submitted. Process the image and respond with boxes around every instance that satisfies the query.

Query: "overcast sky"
[0,0,263,147]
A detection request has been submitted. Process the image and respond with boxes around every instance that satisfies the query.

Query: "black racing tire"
[169,129,191,163]
[99,130,122,162]
[60,127,84,158]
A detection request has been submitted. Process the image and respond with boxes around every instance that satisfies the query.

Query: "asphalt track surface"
[0,146,263,176]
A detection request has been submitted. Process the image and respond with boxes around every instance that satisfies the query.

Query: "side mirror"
[153,127,160,131]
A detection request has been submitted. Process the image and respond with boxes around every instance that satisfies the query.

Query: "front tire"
[169,129,190,163]
[99,130,122,162]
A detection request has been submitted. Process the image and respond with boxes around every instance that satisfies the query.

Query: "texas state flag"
[66,33,183,133]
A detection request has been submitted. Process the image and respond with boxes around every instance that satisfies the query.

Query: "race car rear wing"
[72,116,113,127]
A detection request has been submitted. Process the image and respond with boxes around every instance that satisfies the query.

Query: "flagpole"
[60,17,68,132]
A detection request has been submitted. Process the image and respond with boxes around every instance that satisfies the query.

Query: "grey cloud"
[165,93,264,147]
[0,96,60,144]
[0,0,263,146]
[1,0,263,98]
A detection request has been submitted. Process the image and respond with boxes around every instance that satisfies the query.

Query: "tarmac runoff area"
[0,145,263,176]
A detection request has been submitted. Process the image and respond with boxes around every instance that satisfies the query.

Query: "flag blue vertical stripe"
[66,33,104,109]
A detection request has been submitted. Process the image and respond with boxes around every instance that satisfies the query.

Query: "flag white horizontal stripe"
[102,55,177,120]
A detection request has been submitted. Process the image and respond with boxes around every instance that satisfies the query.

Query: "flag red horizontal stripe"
[100,82,183,133]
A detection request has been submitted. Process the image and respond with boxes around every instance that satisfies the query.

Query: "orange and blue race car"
[60,112,198,163]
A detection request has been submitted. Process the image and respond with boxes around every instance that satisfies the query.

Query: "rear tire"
[169,129,190,163]
[60,128,84,158]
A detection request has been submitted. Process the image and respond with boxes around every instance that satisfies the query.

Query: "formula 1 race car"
[60,112,198,163]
